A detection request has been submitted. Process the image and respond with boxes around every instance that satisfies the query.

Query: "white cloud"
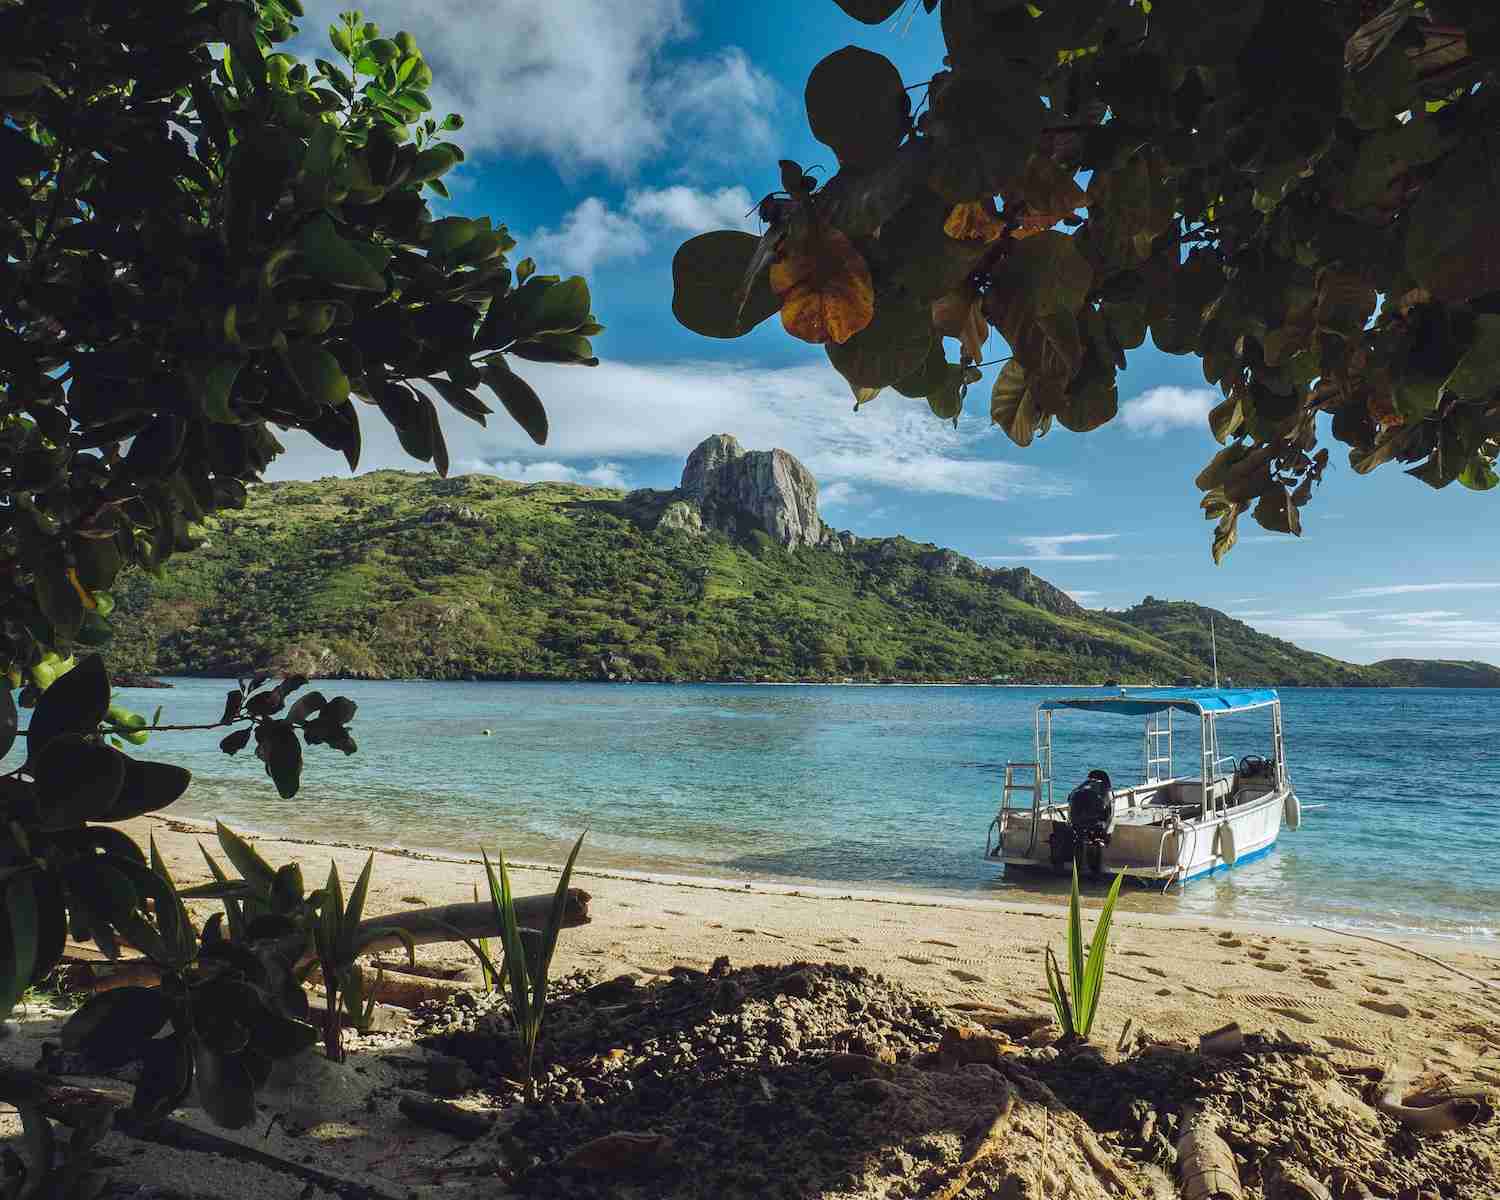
[1119,386,1216,436]
[820,481,866,509]
[526,185,759,274]
[1333,582,1500,599]
[626,185,758,235]
[526,197,651,275]
[1245,607,1500,661]
[458,459,629,489]
[984,533,1119,563]
[1066,589,1103,605]
[267,359,1061,504]
[290,3,776,176]
[651,49,779,168]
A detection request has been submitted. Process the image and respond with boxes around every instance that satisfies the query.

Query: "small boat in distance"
[984,688,1301,886]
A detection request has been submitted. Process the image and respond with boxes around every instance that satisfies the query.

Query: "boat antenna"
[1211,615,1220,688]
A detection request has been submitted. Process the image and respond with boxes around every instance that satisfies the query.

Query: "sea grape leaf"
[990,359,1043,447]
[772,227,875,345]
[826,293,932,388]
[805,46,909,169]
[671,231,779,339]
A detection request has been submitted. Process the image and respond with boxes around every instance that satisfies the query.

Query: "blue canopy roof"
[1039,687,1279,716]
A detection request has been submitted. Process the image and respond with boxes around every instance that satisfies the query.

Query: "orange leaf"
[943,200,1005,244]
[770,227,875,345]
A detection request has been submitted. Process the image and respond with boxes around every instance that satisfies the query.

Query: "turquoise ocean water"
[130,680,1500,940]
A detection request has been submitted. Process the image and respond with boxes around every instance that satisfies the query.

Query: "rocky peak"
[673,434,827,550]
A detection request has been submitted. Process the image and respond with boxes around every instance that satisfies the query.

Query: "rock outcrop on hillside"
[652,437,1084,619]
[672,434,830,550]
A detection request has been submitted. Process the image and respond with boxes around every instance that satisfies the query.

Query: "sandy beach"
[4,815,1498,1198]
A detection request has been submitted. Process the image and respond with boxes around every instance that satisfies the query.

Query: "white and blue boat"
[985,688,1301,886]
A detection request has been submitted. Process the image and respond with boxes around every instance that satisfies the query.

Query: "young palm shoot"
[474,833,585,1101]
[1044,862,1125,1042]
[313,854,415,1061]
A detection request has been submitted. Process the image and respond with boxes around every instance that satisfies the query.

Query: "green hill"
[1109,599,1375,687]
[103,470,1494,686]
[1368,658,1500,688]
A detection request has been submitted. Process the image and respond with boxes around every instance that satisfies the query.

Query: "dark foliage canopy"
[0,0,601,673]
[673,0,1500,558]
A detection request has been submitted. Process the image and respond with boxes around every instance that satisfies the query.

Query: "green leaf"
[62,986,170,1059]
[1458,453,1499,492]
[533,832,586,1023]
[259,724,303,798]
[297,214,388,292]
[329,23,353,56]
[1077,868,1124,1037]
[321,860,344,973]
[1406,142,1500,303]
[990,360,1041,447]
[831,0,904,21]
[110,758,192,821]
[1,874,39,1015]
[827,294,934,389]
[427,377,492,426]
[339,853,375,963]
[132,1033,194,1124]
[1208,393,1243,443]
[215,823,278,898]
[1067,861,1085,1030]
[194,1042,257,1129]
[530,277,592,336]
[671,231,780,339]
[805,46,909,169]
[283,342,350,408]
[481,361,548,446]
[1442,315,1500,401]
[34,735,126,827]
[26,654,109,763]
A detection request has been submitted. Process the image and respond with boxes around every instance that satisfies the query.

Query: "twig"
[0,1065,400,1200]
[1311,924,1500,1011]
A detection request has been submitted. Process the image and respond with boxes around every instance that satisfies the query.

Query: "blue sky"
[272,1,1499,665]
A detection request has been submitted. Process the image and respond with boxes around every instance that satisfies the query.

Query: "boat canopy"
[1038,687,1279,717]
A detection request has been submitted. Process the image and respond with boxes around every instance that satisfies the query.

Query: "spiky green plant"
[473,883,498,994]
[1044,862,1125,1041]
[467,833,584,1101]
[312,854,414,1060]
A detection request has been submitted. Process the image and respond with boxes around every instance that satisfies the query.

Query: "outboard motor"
[1050,769,1116,877]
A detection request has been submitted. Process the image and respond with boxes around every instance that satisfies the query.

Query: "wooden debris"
[946,1005,1054,1040]
[1373,1072,1492,1133]
[937,1024,1017,1068]
[58,956,161,994]
[559,1131,676,1172]
[1199,1022,1245,1056]
[929,1085,1015,1200]
[307,963,475,1010]
[397,1094,494,1141]
[1177,1119,1243,1200]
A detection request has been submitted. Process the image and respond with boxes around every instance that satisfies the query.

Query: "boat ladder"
[989,761,1044,858]
[1145,709,1173,782]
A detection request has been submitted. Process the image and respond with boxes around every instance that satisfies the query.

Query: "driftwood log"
[287,889,592,968]
[59,889,591,993]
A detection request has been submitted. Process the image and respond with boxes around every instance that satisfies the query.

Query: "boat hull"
[989,785,1288,885]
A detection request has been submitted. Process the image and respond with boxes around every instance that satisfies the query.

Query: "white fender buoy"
[481,729,493,736]
[1284,791,1301,831]
[1215,821,1237,866]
